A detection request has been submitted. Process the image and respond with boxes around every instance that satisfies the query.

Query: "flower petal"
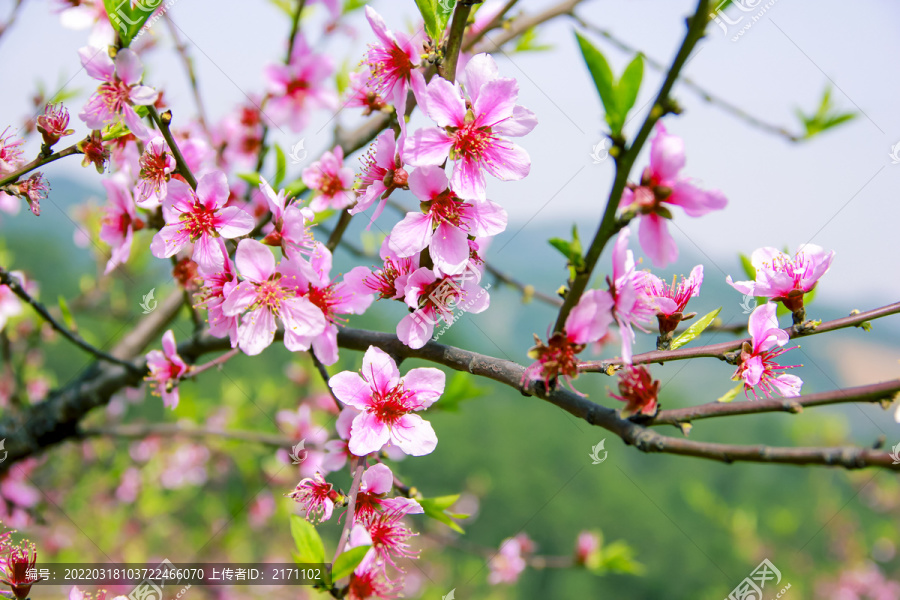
[390,413,437,456]
[402,367,445,409]
[349,411,390,456]
[329,371,372,410]
[361,346,400,394]
[235,239,276,283]
[404,127,453,167]
[115,49,144,86]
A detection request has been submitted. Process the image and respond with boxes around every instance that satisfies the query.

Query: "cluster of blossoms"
[522,119,837,406]
[287,346,444,594]
[0,1,845,598]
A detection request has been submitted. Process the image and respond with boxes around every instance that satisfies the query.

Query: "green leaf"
[575,32,643,135]
[717,383,744,403]
[514,27,553,53]
[434,0,454,40]
[796,86,857,139]
[274,145,287,187]
[434,371,486,412]
[341,0,368,14]
[269,0,293,16]
[611,54,643,133]
[282,177,308,196]
[58,296,77,332]
[290,515,325,564]
[237,172,262,186]
[738,252,755,281]
[332,545,371,582]
[575,32,617,128]
[420,495,465,533]
[414,0,440,42]
[590,540,646,576]
[103,0,155,47]
[670,307,721,350]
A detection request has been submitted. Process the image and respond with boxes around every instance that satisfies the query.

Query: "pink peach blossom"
[620,122,727,267]
[329,346,444,456]
[258,176,316,260]
[397,265,490,349]
[150,171,254,272]
[389,165,507,276]
[263,34,335,132]
[136,136,176,207]
[145,330,189,409]
[733,303,802,399]
[353,130,408,224]
[221,239,327,356]
[99,173,143,275]
[363,6,426,113]
[404,53,536,201]
[78,46,158,140]
[283,243,374,365]
[726,245,834,314]
[288,472,338,523]
[302,146,355,212]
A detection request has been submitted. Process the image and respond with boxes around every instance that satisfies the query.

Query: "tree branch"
[147,106,198,190]
[651,379,900,426]
[552,0,710,333]
[579,301,900,373]
[2,319,899,473]
[0,142,81,188]
[0,267,139,373]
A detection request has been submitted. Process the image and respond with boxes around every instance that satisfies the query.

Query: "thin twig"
[310,352,342,413]
[147,106,198,190]
[0,142,80,188]
[333,457,365,565]
[579,301,900,373]
[652,379,900,426]
[439,1,475,82]
[0,268,140,374]
[552,0,710,333]
[162,14,211,139]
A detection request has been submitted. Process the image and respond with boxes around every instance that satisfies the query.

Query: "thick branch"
[579,302,900,373]
[2,322,899,472]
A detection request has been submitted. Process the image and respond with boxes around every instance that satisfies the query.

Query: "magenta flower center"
[318,173,345,198]
[252,278,293,314]
[368,43,412,95]
[761,254,814,291]
[364,259,407,299]
[98,79,133,114]
[179,203,217,241]
[286,79,310,99]
[306,283,342,324]
[428,190,469,228]
[369,383,416,427]
[451,121,494,161]
[140,150,171,184]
